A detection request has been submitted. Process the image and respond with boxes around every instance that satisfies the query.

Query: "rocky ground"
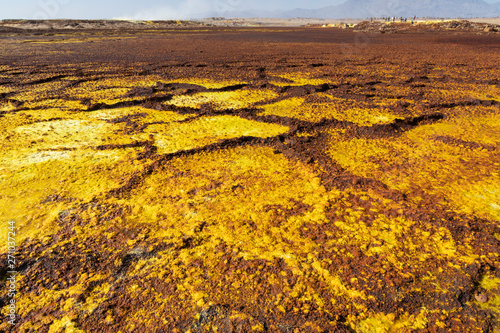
[2,18,500,30]
[351,20,500,34]
[0,23,499,332]
[0,19,209,30]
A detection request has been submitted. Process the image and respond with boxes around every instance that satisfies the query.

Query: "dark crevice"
[105,135,280,199]
[22,74,67,86]
[100,110,443,202]
[84,95,174,111]
[428,99,499,109]
[433,135,497,151]
[94,140,152,151]
[210,83,248,92]
[345,113,445,139]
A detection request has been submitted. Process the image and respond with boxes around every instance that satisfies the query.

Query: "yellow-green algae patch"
[13,108,85,123]
[165,89,277,110]
[47,316,87,333]
[314,94,403,125]
[327,112,500,222]
[13,81,69,102]
[11,119,113,150]
[2,55,500,331]
[72,144,491,330]
[0,101,16,112]
[257,97,309,119]
[69,75,163,91]
[416,107,500,146]
[102,145,365,308]
[269,72,333,87]
[0,108,175,241]
[4,272,108,333]
[144,115,288,154]
[329,187,480,268]
[68,86,141,105]
[478,274,500,318]
[0,86,14,94]
[166,78,248,89]
[1,107,192,153]
[0,112,36,137]
[0,148,146,251]
[86,106,195,123]
[351,309,428,333]
[425,82,500,104]
[258,94,403,125]
[16,106,194,126]
[21,99,87,111]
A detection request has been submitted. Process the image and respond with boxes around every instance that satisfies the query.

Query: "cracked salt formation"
[146,116,288,154]
[166,89,278,110]
[0,24,499,332]
[327,109,500,222]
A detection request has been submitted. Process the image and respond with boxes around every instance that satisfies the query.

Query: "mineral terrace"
[0,20,499,332]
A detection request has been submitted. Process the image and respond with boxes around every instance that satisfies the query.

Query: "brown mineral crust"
[433,135,498,151]
[2,23,500,332]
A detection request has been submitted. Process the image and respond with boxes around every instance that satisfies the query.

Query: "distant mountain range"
[217,0,500,19]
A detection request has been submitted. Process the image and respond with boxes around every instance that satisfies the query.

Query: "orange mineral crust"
[0,24,499,332]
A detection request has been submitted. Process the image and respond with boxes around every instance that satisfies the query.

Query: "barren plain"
[0,22,500,332]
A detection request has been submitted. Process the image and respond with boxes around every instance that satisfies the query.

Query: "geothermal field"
[0,20,500,332]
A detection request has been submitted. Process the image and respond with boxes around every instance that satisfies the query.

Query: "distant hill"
[222,0,500,19]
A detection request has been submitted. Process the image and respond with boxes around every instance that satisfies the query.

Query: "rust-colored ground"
[1,25,500,332]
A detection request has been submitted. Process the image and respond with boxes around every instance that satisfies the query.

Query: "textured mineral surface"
[0,23,499,332]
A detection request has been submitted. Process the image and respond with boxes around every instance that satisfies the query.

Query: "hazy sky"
[1,0,499,19]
